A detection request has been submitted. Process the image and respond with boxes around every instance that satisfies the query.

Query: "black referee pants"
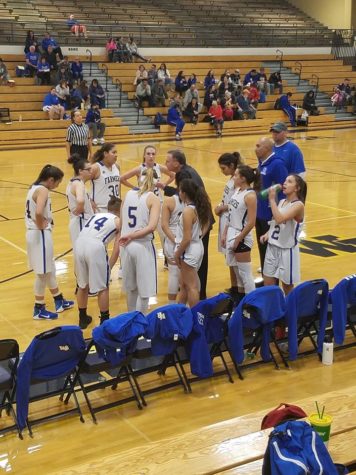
[70,145,89,161]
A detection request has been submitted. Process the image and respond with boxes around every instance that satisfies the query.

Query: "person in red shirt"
[208,100,224,137]
[248,83,260,108]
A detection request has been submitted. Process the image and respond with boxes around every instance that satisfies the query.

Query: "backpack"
[262,420,343,475]
[274,97,281,110]
[153,112,167,128]
[261,403,307,430]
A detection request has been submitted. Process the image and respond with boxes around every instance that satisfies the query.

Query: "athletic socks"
[100,310,110,325]
[78,308,92,330]
[237,262,256,294]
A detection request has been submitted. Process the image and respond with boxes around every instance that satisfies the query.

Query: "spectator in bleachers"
[183,84,200,111]
[58,55,71,73]
[25,45,39,77]
[85,103,106,145]
[89,79,106,109]
[43,87,65,120]
[237,89,256,119]
[127,36,150,63]
[167,102,185,140]
[337,78,352,104]
[133,65,148,86]
[147,64,158,86]
[157,63,172,87]
[135,78,153,108]
[55,80,70,109]
[204,84,218,109]
[208,100,224,137]
[41,32,63,60]
[175,71,189,95]
[44,45,58,76]
[0,58,12,85]
[151,79,168,107]
[113,37,130,63]
[24,30,39,54]
[36,56,51,85]
[106,37,117,62]
[268,71,283,94]
[302,90,319,115]
[331,88,345,110]
[183,98,200,124]
[257,67,270,95]
[204,69,216,90]
[279,92,296,126]
[70,83,84,110]
[187,73,198,88]
[230,69,241,90]
[218,75,233,97]
[248,83,260,108]
[223,94,234,121]
[243,68,259,86]
[67,14,87,38]
[78,80,90,108]
[56,64,72,86]
[71,57,83,83]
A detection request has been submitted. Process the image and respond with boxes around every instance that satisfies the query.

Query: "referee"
[65,110,92,161]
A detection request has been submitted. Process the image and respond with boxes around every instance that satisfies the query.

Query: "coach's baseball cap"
[270,122,288,132]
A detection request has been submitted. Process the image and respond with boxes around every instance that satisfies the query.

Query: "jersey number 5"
[128,206,137,228]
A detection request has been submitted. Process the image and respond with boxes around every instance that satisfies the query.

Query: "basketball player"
[260,174,306,295]
[74,196,122,329]
[214,152,243,296]
[161,188,184,303]
[174,178,211,307]
[25,165,74,320]
[90,143,120,213]
[222,165,260,296]
[119,168,161,314]
[66,154,94,245]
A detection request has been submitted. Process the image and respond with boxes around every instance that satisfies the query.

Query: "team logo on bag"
[59,345,70,351]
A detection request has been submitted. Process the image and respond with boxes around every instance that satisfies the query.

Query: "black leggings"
[70,144,88,160]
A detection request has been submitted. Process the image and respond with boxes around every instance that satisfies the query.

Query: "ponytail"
[34,164,64,185]
[138,167,157,196]
[291,174,307,203]
[179,178,211,229]
[218,152,243,169]
[236,165,261,192]
[67,153,87,175]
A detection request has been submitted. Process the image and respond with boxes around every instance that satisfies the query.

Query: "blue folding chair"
[16,326,86,436]
[285,279,329,361]
[330,274,356,348]
[228,286,287,377]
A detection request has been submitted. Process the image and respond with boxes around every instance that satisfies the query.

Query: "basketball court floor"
[0,127,356,473]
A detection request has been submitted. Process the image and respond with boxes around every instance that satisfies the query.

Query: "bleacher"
[0,0,332,47]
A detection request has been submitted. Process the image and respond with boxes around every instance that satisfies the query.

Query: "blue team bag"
[262,420,348,475]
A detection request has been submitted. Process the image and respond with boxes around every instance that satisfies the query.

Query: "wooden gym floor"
[0,127,356,473]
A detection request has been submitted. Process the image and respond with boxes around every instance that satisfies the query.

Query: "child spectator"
[106,37,117,62]
[55,80,70,109]
[167,102,185,140]
[67,14,87,38]
[71,57,83,82]
[43,88,65,120]
[133,64,148,85]
[85,103,106,145]
[37,56,51,85]
[25,45,39,77]
[24,30,39,54]
[89,79,106,109]
[41,32,63,60]
[208,100,224,136]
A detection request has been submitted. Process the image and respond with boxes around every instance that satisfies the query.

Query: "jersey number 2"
[271,224,280,241]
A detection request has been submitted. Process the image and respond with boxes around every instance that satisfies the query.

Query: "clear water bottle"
[259,183,282,200]
[322,335,333,365]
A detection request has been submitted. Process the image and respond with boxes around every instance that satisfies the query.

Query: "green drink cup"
[308,413,332,446]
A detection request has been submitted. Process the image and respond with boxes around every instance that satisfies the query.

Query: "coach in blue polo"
[255,137,288,271]
[270,122,306,178]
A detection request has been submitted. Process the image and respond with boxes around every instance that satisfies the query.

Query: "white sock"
[237,261,255,294]
[232,266,243,288]
[126,289,138,311]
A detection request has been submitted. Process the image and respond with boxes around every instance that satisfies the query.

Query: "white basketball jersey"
[90,161,120,210]
[268,199,303,249]
[139,163,161,198]
[78,212,118,245]
[121,190,154,241]
[228,188,255,231]
[66,178,94,220]
[169,195,184,232]
[175,204,202,245]
[25,184,52,230]
[221,177,235,206]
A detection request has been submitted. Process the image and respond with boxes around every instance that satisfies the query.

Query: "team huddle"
[25,134,306,329]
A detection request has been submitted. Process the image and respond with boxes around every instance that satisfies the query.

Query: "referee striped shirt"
[66,123,90,146]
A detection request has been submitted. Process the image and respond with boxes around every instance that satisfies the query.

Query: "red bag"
[261,403,307,430]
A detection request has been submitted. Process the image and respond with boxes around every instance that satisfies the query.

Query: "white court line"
[307,201,355,215]
[307,214,356,225]
[0,236,27,254]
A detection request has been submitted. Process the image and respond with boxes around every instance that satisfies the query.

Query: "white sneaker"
[92,138,98,145]
[99,138,105,144]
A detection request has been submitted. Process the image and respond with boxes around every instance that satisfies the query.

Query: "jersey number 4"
[26,200,31,219]
[85,216,108,231]
[128,206,137,228]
